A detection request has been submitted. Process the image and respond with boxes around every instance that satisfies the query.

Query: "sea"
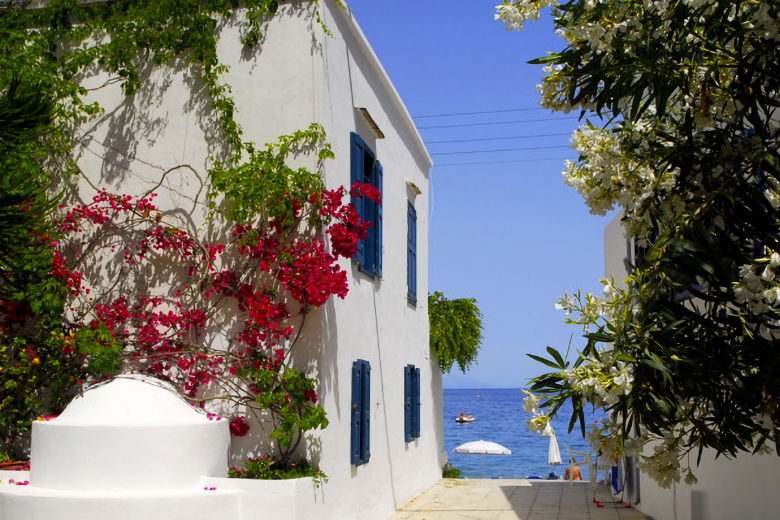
[444,388,601,480]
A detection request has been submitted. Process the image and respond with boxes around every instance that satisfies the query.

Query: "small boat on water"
[455,414,475,423]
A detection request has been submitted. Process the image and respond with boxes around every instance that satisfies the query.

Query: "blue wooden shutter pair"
[407,202,417,304]
[404,365,421,442]
[351,359,371,465]
[349,132,382,277]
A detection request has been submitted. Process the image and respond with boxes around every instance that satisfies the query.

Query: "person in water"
[564,457,583,481]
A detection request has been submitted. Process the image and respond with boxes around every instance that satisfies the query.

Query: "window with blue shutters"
[350,132,382,278]
[407,201,417,305]
[351,359,371,465]
[404,365,421,442]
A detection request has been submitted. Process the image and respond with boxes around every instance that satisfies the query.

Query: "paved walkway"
[386,479,650,520]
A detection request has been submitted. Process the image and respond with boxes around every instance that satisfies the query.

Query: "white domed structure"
[0,376,244,520]
[31,376,229,492]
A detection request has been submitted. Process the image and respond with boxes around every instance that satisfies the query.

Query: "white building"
[604,213,780,520]
[0,2,444,519]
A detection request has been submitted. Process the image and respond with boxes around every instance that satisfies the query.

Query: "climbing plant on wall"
[0,0,359,467]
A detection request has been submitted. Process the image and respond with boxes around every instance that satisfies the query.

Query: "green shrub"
[228,455,327,486]
[442,463,462,479]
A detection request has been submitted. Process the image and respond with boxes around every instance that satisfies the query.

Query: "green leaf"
[527,353,565,370]
[546,346,567,368]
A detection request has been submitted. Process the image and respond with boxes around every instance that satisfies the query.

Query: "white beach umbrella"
[543,423,563,467]
[453,440,511,477]
[453,440,512,455]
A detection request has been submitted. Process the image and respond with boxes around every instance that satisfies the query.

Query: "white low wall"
[0,471,322,520]
[636,449,780,520]
[205,476,322,520]
[0,472,239,520]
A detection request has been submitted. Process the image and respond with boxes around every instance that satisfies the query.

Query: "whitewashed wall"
[604,213,780,520]
[637,449,780,520]
[309,3,444,519]
[72,1,443,519]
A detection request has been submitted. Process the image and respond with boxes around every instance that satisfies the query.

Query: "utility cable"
[412,107,547,118]
[433,156,573,167]
[418,116,579,130]
[425,132,571,144]
[431,144,570,156]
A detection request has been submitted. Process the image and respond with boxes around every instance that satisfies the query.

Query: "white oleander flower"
[523,392,541,414]
[527,414,549,434]
[494,1,559,32]
[555,292,577,314]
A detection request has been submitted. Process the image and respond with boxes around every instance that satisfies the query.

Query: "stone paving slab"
[386,479,650,520]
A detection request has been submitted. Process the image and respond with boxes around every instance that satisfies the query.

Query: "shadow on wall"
[318,298,340,470]
[288,305,326,468]
[59,0,347,474]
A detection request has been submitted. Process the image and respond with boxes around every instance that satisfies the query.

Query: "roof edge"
[335,2,433,170]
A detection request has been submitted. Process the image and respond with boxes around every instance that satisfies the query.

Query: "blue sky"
[345,1,612,388]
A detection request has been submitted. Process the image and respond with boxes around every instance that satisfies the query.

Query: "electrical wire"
[417,116,579,130]
[412,107,547,118]
[433,156,573,167]
[425,132,572,145]
[431,144,570,156]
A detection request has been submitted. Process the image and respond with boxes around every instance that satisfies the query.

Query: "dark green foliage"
[0,78,91,459]
[524,0,780,462]
[428,291,483,373]
[0,75,58,312]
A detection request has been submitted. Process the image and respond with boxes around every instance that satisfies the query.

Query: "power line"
[431,144,570,156]
[412,107,546,119]
[425,132,572,144]
[418,116,579,130]
[434,156,572,168]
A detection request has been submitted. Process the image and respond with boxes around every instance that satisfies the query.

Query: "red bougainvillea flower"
[229,416,250,437]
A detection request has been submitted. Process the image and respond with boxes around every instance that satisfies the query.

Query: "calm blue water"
[444,388,600,480]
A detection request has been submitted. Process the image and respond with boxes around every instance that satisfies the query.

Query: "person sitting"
[547,471,558,480]
[458,413,465,421]
[466,413,474,420]
[564,457,583,481]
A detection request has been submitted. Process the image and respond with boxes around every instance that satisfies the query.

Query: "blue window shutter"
[374,160,383,277]
[360,154,378,276]
[360,361,371,463]
[350,133,365,267]
[413,367,421,439]
[362,194,376,275]
[350,361,362,465]
[404,365,412,442]
[407,202,417,304]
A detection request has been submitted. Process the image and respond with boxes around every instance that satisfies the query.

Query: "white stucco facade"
[0,2,443,519]
[604,213,780,520]
[305,2,445,517]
